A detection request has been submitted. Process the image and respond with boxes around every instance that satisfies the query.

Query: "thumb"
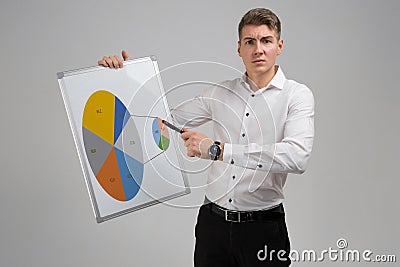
[180,129,191,141]
[122,50,129,61]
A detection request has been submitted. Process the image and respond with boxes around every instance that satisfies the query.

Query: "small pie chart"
[152,117,170,151]
[82,90,144,202]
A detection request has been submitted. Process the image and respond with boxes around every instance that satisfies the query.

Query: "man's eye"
[245,40,254,45]
[262,39,271,44]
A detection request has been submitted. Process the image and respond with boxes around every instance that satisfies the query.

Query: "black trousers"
[194,203,291,267]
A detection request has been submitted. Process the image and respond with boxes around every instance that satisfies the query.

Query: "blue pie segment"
[114,96,130,144]
[114,147,143,201]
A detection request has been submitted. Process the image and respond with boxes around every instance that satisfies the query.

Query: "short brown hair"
[238,8,281,40]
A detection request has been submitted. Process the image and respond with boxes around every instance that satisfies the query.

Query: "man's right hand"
[98,50,130,68]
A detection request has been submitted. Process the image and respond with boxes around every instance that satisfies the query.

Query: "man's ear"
[237,41,242,57]
[277,39,284,55]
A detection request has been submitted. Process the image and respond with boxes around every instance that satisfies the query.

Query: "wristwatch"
[208,141,222,160]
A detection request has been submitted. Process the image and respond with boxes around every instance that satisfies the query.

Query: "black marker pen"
[161,120,184,134]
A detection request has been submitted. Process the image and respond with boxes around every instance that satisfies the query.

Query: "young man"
[99,8,314,267]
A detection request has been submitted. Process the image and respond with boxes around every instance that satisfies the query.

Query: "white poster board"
[58,56,190,223]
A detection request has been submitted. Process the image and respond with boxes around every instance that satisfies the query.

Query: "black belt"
[205,202,284,223]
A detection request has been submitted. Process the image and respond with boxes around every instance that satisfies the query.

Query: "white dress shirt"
[171,66,314,211]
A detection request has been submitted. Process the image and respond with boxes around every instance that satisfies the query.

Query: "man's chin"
[247,67,269,76]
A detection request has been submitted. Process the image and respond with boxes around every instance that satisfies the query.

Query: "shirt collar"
[240,66,286,91]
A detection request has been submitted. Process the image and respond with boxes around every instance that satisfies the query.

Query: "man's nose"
[254,41,264,56]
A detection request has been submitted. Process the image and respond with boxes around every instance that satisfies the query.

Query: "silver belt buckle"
[225,210,241,223]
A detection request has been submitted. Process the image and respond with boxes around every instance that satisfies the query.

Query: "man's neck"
[247,66,278,91]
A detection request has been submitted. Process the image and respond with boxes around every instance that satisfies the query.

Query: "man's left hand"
[180,130,213,159]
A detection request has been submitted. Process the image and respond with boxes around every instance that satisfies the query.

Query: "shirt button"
[232,175,236,179]
[231,159,234,164]
[251,94,255,97]
[245,113,249,117]
[229,198,232,203]
[257,164,263,168]
[242,133,245,137]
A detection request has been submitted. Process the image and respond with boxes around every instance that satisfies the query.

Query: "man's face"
[238,24,283,78]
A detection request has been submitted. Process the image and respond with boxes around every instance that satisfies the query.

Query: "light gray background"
[1,0,399,266]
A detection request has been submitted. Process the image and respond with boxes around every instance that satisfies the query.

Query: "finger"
[104,56,114,68]
[115,55,123,68]
[187,149,195,157]
[111,56,120,68]
[180,131,192,141]
[122,50,129,61]
[184,140,190,147]
[99,56,110,67]
[98,59,107,67]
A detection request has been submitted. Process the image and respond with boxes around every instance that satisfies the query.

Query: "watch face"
[209,144,220,160]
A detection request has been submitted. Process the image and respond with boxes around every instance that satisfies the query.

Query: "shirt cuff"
[222,143,270,170]
[222,143,245,166]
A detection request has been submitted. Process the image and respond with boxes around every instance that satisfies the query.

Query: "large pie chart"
[82,90,144,202]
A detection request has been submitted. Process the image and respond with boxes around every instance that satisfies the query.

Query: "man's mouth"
[252,59,265,64]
